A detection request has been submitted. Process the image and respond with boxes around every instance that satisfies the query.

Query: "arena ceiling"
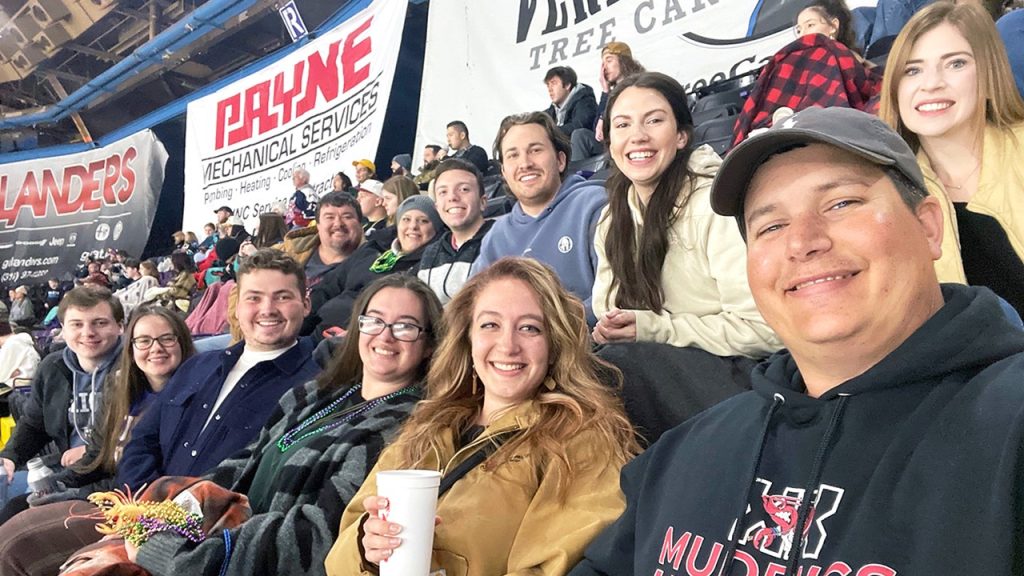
[0,0,346,150]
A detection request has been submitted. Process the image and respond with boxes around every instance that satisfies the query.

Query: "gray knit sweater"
[136,379,420,576]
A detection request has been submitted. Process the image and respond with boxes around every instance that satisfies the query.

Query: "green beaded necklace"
[276,384,417,452]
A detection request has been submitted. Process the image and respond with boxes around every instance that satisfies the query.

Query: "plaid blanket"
[732,34,881,147]
[58,476,250,576]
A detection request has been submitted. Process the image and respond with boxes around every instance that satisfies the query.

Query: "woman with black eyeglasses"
[0,305,195,574]
[40,274,443,576]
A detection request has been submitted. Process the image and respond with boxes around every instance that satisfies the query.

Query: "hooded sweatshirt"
[416,219,494,304]
[571,284,1024,576]
[471,174,606,324]
[63,341,121,447]
[545,83,599,137]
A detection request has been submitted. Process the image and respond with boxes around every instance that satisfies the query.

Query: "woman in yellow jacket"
[326,257,640,576]
[880,1,1024,315]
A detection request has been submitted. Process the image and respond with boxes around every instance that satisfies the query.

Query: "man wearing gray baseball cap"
[571,107,1024,575]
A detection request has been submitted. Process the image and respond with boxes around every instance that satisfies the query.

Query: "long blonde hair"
[389,257,640,499]
[879,1,1024,152]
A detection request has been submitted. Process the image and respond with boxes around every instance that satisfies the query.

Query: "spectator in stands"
[328,257,639,575]
[8,287,34,326]
[115,249,320,492]
[0,312,40,386]
[733,9,880,145]
[356,179,389,236]
[198,222,218,252]
[391,153,413,178]
[880,1,1024,315]
[544,66,598,159]
[332,171,356,194]
[471,111,606,323]
[225,216,252,243]
[115,260,161,317]
[145,252,197,312]
[571,105,1024,576]
[185,232,201,250]
[439,120,491,175]
[352,159,377,184]
[307,196,442,337]
[214,205,233,226]
[287,167,318,229]
[0,306,193,530]
[76,275,439,576]
[197,236,241,289]
[0,286,123,506]
[171,231,191,253]
[796,0,864,55]
[253,212,288,249]
[571,42,645,161]
[418,159,493,304]
[593,72,781,442]
[112,258,140,291]
[996,9,1024,98]
[381,175,419,225]
[279,192,364,294]
[414,144,443,190]
[44,278,64,312]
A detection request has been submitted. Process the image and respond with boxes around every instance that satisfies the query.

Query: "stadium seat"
[691,86,750,117]
[693,116,737,156]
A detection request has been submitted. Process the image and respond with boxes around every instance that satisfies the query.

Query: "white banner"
[415,0,875,158]
[0,130,167,285]
[183,0,407,234]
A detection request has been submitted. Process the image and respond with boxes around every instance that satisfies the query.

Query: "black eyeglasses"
[357,315,425,342]
[132,334,179,350]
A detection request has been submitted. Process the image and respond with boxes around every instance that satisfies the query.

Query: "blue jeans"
[0,470,29,508]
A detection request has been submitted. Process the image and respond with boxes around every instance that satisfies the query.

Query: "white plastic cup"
[376,470,442,576]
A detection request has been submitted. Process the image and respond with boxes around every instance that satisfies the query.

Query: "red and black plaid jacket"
[732,34,881,147]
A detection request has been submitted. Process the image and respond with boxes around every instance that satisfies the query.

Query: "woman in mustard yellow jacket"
[326,257,639,576]
[880,1,1024,315]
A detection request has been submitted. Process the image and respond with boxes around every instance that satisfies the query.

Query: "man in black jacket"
[571,107,1024,575]
[0,286,123,503]
[417,159,493,304]
[543,66,597,159]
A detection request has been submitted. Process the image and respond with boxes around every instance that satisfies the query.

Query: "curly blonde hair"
[389,257,640,500]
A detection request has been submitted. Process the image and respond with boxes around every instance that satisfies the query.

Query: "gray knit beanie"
[396,195,444,233]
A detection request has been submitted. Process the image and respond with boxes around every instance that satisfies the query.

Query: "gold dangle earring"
[471,367,479,395]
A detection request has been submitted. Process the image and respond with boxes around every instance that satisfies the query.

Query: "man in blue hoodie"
[0,286,123,504]
[470,111,606,324]
[571,107,1024,575]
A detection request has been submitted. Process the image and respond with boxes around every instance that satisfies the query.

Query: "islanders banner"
[183,0,407,233]
[0,129,167,285]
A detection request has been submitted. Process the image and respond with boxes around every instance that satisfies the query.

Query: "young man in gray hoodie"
[0,285,123,505]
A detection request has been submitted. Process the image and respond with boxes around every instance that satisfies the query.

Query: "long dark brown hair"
[77,306,195,475]
[601,72,696,313]
[315,274,443,390]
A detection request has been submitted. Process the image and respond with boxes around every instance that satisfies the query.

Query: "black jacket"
[415,219,494,304]
[545,83,598,137]
[0,351,74,467]
[305,227,436,338]
[572,285,1024,576]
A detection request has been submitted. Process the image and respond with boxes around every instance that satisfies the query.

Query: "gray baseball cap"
[710,106,926,219]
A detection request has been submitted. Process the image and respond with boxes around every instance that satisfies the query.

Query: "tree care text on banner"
[414,0,873,156]
[183,0,407,234]
[0,130,167,286]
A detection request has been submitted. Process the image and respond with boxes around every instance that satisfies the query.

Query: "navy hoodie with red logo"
[570,284,1024,576]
